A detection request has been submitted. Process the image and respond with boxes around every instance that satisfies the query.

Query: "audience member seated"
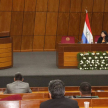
[0,94,22,101]
[76,82,98,98]
[4,72,32,94]
[40,79,79,108]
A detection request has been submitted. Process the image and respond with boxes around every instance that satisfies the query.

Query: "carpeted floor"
[0,52,108,76]
[0,52,108,87]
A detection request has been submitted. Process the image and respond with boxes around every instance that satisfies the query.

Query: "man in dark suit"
[40,79,79,108]
[4,72,32,94]
[76,82,98,98]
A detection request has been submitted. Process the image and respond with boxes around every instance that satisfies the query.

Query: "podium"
[56,43,108,68]
[0,32,13,69]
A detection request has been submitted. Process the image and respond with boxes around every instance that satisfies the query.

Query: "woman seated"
[97,31,108,43]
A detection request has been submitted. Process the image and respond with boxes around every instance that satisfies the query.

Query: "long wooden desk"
[0,99,108,108]
[0,32,13,69]
[56,43,108,68]
[1,86,108,92]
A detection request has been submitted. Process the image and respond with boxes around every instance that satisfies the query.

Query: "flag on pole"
[82,11,93,44]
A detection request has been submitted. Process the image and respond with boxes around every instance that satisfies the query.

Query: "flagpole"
[85,9,88,13]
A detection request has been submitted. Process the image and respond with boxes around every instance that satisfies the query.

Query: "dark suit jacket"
[40,97,79,108]
[97,36,108,43]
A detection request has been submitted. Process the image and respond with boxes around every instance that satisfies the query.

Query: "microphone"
[74,37,82,43]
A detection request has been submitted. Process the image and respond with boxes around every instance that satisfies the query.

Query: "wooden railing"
[0,91,107,100]
[1,86,108,92]
[0,86,108,100]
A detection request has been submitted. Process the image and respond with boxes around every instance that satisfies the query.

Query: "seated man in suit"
[40,79,79,108]
[4,72,32,94]
[76,82,98,98]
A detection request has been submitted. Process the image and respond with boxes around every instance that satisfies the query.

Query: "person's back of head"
[48,79,65,99]
[14,72,23,81]
[40,80,79,108]
[79,82,91,96]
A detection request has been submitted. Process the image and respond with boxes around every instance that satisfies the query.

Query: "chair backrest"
[65,92,80,96]
[0,101,20,108]
[91,91,96,96]
[21,100,42,108]
[0,93,49,100]
[95,35,100,43]
[21,99,49,108]
[95,92,108,97]
[0,94,22,101]
[73,98,92,107]
[92,98,108,107]
[31,87,48,92]
[92,86,108,91]
[0,99,48,108]
[22,93,45,100]
[65,86,79,91]
[21,93,50,99]
[61,36,75,44]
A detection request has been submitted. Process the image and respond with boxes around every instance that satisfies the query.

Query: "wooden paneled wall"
[0,0,108,52]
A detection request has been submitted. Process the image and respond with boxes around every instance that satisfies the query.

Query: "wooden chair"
[0,94,22,101]
[38,87,48,91]
[73,98,92,107]
[0,94,13,99]
[21,100,41,108]
[21,99,49,108]
[92,86,108,91]
[92,98,108,107]
[94,35,100,43]
[95,92,108,98]
[0,101,20,108]
[61,36,75,44]
[31,87,48,92]
[30,87,39,92]
[91,91,96,96]
[65,92,80,96]
[20,93,50,99]
[22,93,45,100]
[65,86,79,91]
[0,99,49,108]
[0,93,49,100]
